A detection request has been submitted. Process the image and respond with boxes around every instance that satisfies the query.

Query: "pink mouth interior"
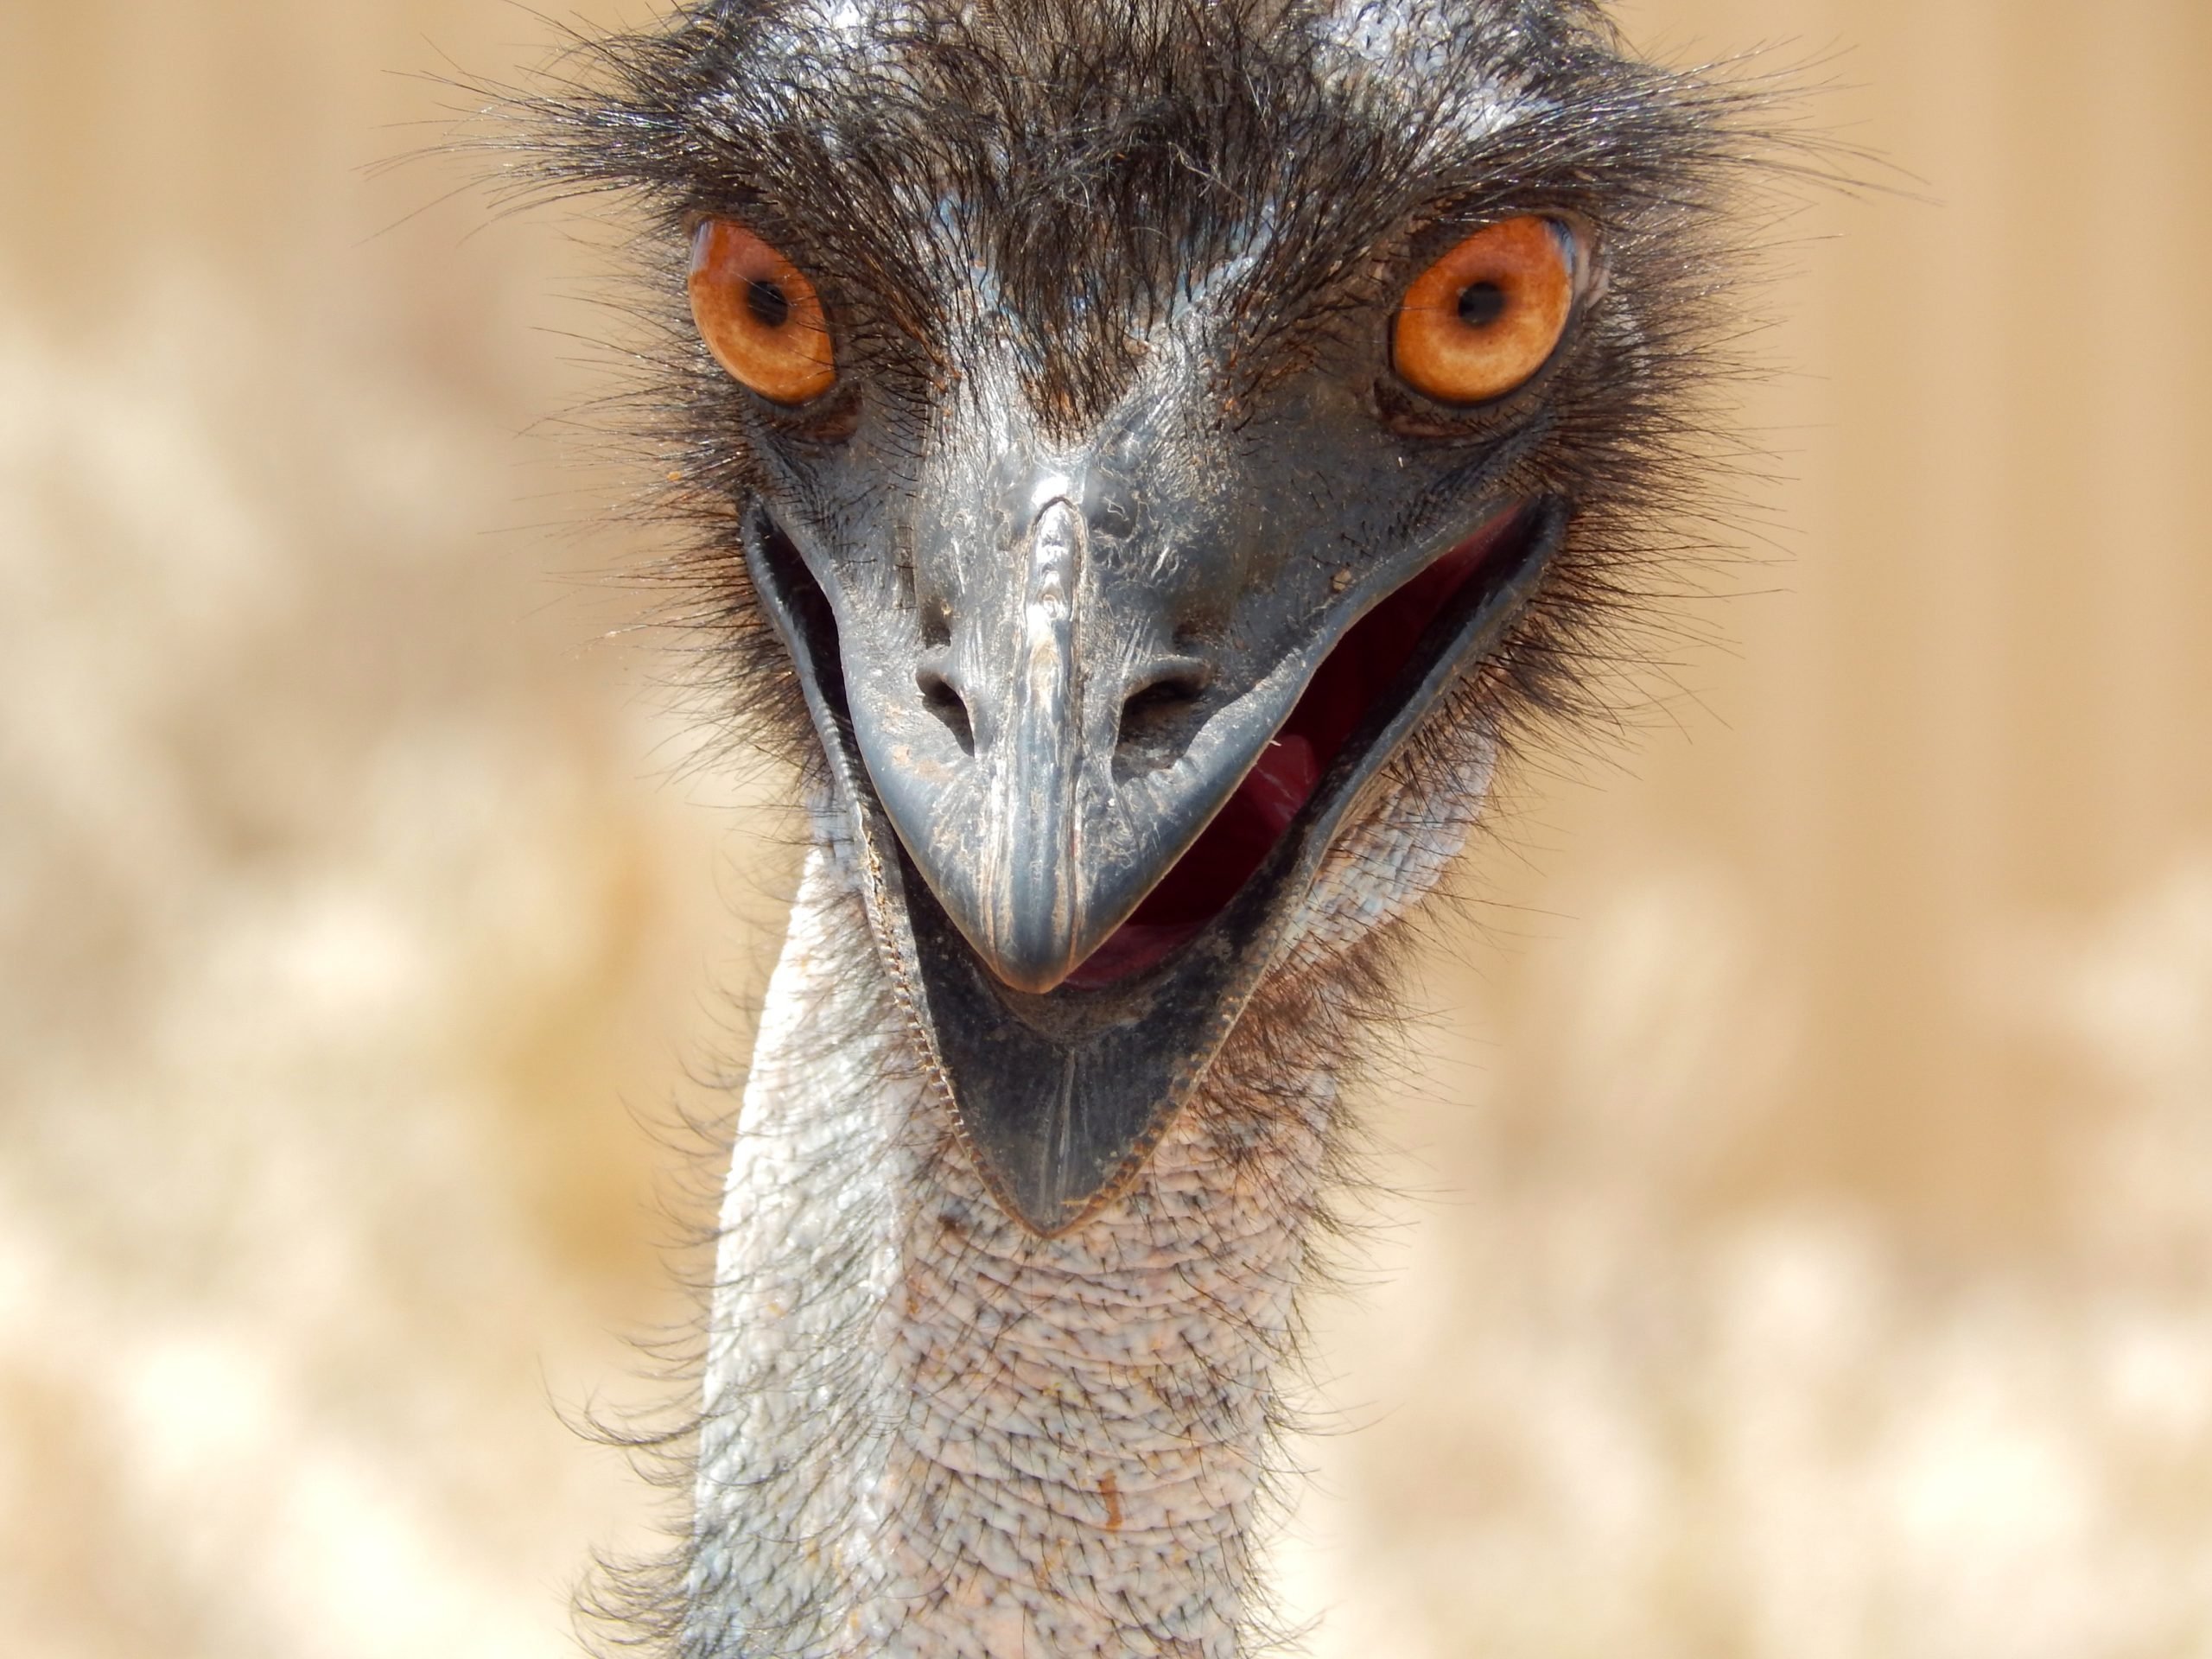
[1062,518,1513,990]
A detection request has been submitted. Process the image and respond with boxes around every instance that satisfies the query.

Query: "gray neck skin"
[686,840,1325,1659]
[687,741,1490,1657]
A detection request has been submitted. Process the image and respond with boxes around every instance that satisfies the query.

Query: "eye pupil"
[746,278,791,329]
[1457,281,1508,328]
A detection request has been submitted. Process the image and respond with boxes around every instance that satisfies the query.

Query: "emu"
[515,2,1774,1652]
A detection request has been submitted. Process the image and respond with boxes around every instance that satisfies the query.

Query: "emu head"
[537,0,1751,1232]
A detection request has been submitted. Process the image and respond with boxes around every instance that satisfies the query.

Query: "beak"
[747,480,1559,1232]
[843,463,1303,996]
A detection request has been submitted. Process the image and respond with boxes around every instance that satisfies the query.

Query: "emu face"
[553,0,1737,1232]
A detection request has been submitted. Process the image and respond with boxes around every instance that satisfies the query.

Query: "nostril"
[918,669,975,755]
[1116,667,1210,767]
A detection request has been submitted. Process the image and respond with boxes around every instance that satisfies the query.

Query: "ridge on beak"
[976,495,1086,990]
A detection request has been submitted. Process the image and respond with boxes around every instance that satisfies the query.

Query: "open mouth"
[1061,505,1536,989]
[745,496,1559,1231]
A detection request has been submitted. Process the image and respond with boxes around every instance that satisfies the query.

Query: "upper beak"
[849,474,1279,994]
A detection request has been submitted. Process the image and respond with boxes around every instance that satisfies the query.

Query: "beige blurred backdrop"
[3,2,2209,1656]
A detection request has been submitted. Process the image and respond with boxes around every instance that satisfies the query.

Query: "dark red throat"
[1063,512,1521,990]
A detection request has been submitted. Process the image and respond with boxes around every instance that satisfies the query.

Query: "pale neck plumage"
[688,839,1325,1658]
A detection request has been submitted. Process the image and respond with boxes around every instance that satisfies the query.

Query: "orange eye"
[688,218,836,405]
[1393,216,1575,406]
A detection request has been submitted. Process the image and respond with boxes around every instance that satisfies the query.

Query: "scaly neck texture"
[688,741,1491,1657]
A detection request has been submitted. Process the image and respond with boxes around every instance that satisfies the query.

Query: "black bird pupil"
[1457,282,1508,328]
[746,278,791,329]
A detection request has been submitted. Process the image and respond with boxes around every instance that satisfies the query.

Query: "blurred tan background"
[3,1,2208,1655]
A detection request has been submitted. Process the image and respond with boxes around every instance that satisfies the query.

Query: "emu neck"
[688,838,1332,1658]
